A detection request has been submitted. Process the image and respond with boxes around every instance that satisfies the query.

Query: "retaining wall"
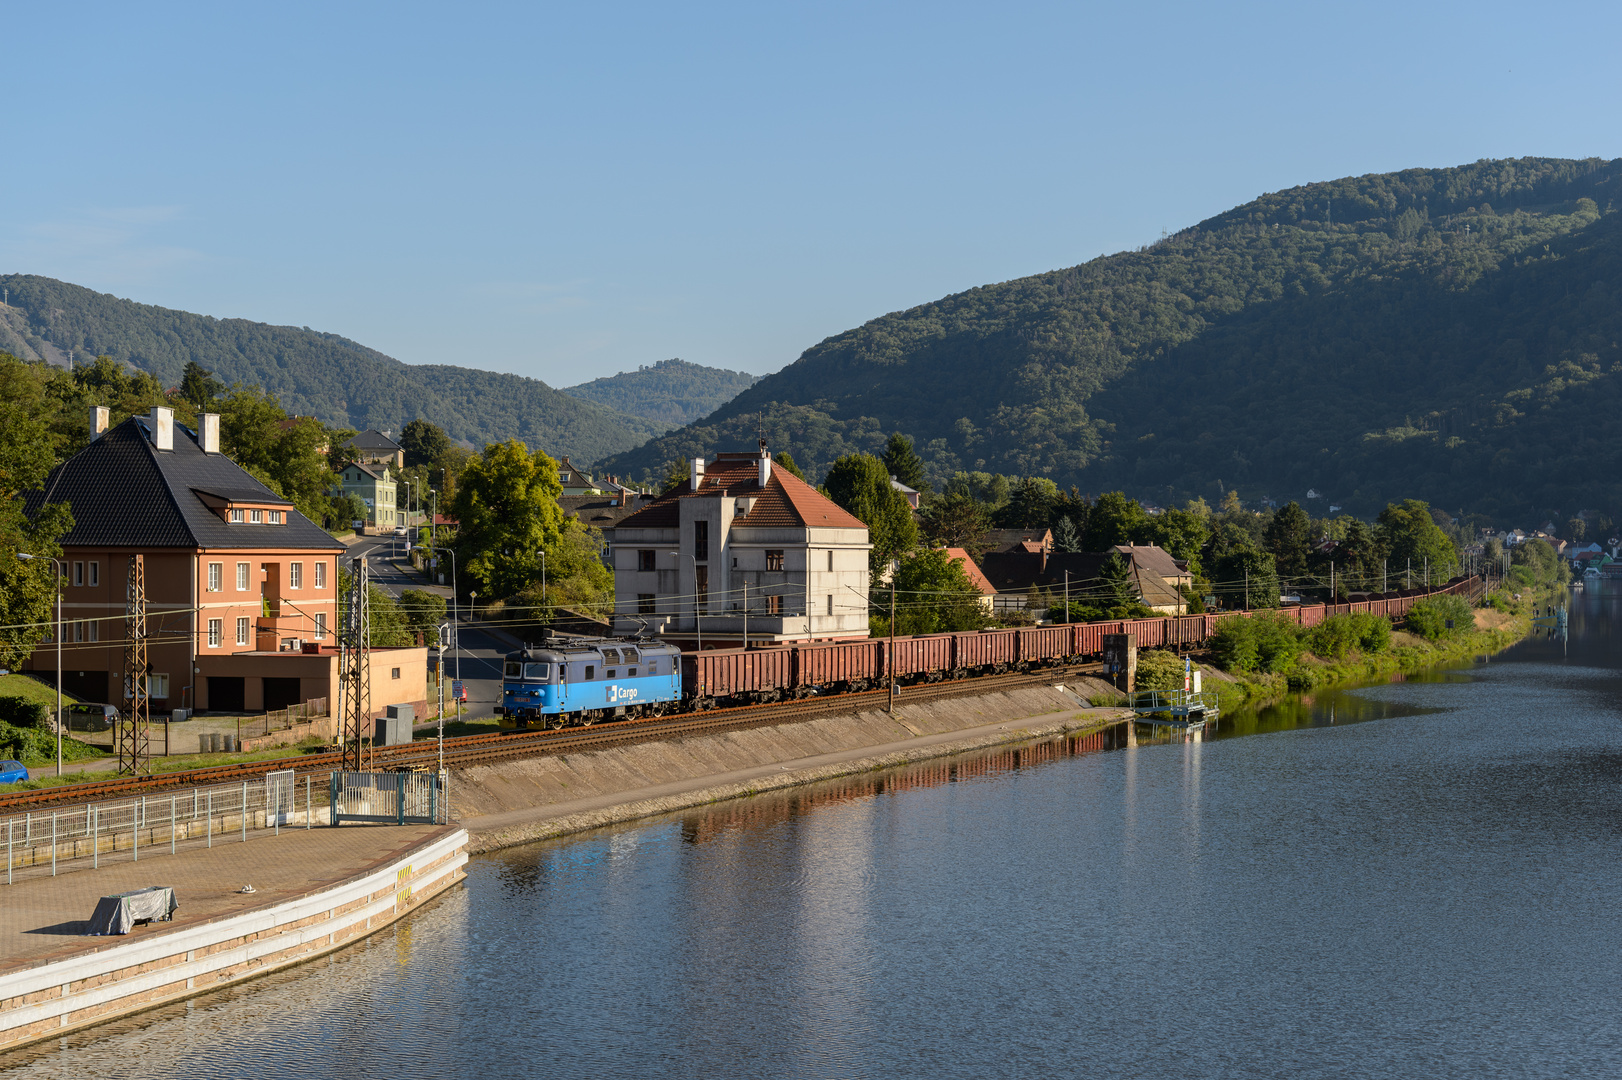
[457,681,1128,853]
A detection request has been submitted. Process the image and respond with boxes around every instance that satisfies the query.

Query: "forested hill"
[0,276,659,463]
[602,157,1622,521]
[562,358,758,432]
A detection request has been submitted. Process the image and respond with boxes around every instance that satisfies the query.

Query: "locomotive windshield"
[524,663,550,681]
[504,660,552,681]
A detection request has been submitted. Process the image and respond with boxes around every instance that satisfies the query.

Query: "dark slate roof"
[978,551,1108,593]
[348,429,400,450]
[25,417,342,552]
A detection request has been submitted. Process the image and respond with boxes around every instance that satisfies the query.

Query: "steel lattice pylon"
[339,556,372,771]
[117,554,150,775]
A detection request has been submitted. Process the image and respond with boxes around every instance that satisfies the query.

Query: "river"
[4,585,1618,1078]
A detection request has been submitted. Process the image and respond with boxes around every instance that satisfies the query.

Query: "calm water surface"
[6,586,1621,1078]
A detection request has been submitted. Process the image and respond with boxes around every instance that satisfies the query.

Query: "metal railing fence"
[2,770,328,886]
[331,771,444,826]
[238,697,330,743]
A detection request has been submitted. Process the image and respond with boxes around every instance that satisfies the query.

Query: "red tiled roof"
[613,453,866,531]
[944,547,996,595]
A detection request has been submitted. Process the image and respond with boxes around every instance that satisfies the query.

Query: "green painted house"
[337,461,399,530]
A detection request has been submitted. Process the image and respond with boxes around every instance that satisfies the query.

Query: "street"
[342,534,509,717]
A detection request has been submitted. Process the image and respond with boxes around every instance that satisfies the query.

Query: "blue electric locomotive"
[496,635,683,729]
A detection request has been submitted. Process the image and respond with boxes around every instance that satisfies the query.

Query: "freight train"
[495,578,1480,730]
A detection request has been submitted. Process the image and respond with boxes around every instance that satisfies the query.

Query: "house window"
[391,667,401,680]
[236,617,250,646]
[250,509,263,523]
[207,619,222,647]
[828,550,834,571]
[638,593,655,615]
[315,561,328,589]
[72,621,83,643]
[290,562,303,589]
[145,673,169,699]
[767,594,782,615]
[89,620,98,642]
[693,520,709,562]
[230,508,244,522]
[766,550,784,571]
[827,595,834,616]
[314,612,327,639]
[236,562,250,591]
[638,550,656,572]
[695,565,708,608]
[73,562,84,587]
[207,563,223,591]
[268,510,283,524]
[88,561,99,587]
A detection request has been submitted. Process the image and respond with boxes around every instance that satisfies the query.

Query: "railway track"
[0,663,1108,815]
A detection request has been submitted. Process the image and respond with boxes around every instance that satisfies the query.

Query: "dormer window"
[251,510,263,523]
[268,511,282,524]
[230,509,244,523]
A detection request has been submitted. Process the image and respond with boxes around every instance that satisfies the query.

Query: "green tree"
[216,386,348,526]
[178,361,223,411]
[1082,491,1148,549]
[774,451,808,482]
[398,589,448,644]
[997,477,1060,529]
[1377,499,1459,584]
[881,432,928,492]
[918,493,992,554]
[337,567,414,647]
[1052,514,1082,553]
[879,548,987,635]
[1264,501,1313,582]
[661,457,691,494]
[1141,507,1210,576]
[823,452,919,573]
[399,419,451,470]
[1100,552,1137,610]
[0,356,74,667]
[451,439,568,601]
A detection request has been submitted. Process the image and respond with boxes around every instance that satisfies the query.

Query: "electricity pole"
[118,555,150,775]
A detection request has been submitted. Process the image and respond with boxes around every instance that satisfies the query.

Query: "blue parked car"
[0,759,28,784]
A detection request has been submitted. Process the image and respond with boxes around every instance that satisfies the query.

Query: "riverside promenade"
[0,822,466,1051]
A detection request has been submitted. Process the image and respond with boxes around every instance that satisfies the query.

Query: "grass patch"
[417,718,501,739]
[0,736,329,792]
[0,673,78,711]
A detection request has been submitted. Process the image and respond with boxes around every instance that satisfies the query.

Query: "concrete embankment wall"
[457,681,1129,854]
[0,828,468,1052]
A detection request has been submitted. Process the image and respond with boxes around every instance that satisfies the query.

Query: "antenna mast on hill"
[118,555,150,775]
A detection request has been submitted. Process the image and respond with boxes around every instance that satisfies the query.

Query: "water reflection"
[17,588,1622,1077]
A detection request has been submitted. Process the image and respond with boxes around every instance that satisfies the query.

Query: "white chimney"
[150,405,174,451]
[198,412,220,453]
[690,457,705,491]
[759,451,772,488]
[89,405,110,441]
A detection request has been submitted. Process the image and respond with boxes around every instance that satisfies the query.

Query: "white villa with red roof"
[608,448,872,647]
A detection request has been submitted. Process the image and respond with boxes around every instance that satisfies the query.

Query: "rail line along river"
[5,586,1621,1078]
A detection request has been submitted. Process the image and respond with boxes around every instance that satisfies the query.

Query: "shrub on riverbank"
[1208,612,1305,674]
[1305,612,1391,658]
[1406,595,1475,640]
[1135,649,1189,691]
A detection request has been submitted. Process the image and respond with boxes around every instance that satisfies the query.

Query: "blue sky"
[2,1,1618,388]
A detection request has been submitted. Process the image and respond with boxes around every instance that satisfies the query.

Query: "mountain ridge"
[561,357,759,432]
[600,156,1622,520]
[0,275,660,464]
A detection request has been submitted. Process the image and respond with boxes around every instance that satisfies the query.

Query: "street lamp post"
[18,554,64,777]
[668,551,699,652]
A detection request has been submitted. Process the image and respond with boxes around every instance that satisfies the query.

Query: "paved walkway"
[0,823,451,972]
